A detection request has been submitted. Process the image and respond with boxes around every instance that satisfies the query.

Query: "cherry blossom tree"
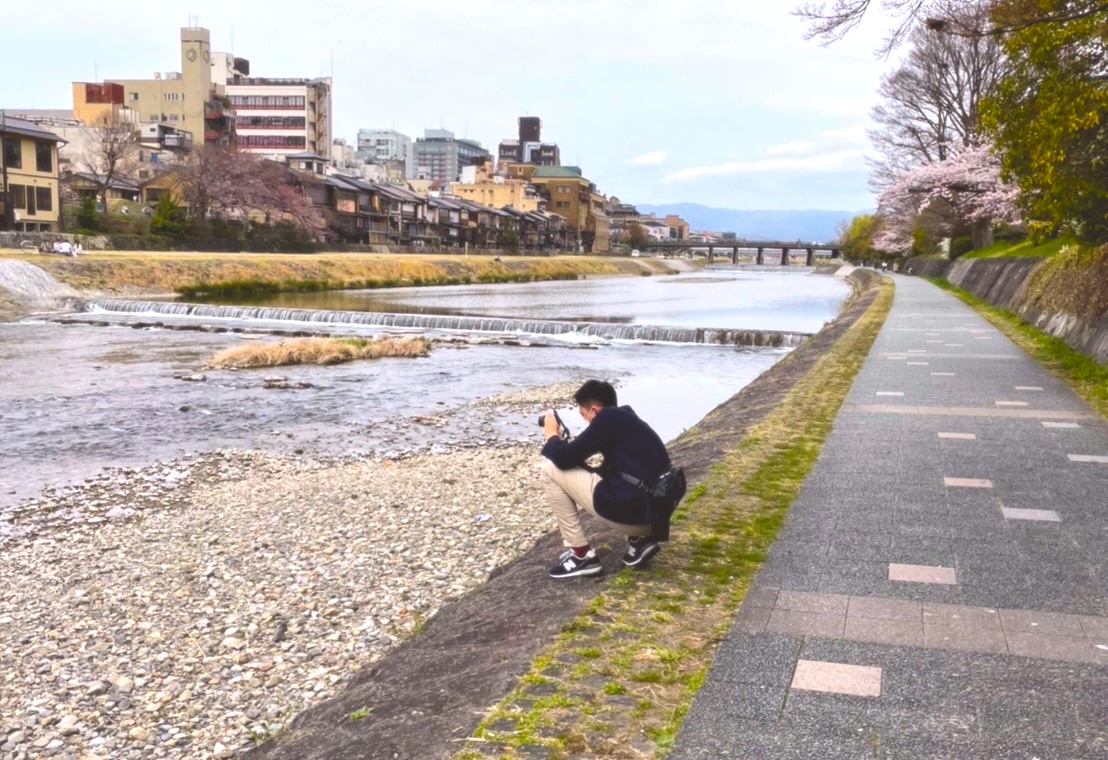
[178,146,324,239]
[873,141,1021,253]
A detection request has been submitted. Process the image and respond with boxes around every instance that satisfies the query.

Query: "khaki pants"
[539,458,651,548]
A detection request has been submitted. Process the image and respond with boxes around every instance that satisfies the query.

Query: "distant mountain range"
[637,204,864,243]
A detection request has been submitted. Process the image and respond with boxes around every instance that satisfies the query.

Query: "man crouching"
[539,379,673,579]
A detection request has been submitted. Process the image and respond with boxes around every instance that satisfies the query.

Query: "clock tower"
[180,27,214,145]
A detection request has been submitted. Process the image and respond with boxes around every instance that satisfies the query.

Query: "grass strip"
[451,280,894,760]
[208,336,430,368]
[960,235,1074,259]
[926,278,1108,419]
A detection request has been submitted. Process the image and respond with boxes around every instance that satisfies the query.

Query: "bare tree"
[78,117,139,215]
[795,0,1108,54]
[868,3,1005,188]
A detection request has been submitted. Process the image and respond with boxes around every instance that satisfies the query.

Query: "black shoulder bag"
[619,465,687,542]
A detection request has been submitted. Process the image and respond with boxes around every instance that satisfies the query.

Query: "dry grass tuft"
[209,336,430,369]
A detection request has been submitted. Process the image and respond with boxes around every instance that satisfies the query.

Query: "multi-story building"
[212,52,330,159]
[102,27,235,148]
[497,116,560,169]
[450,161,542,212]
[223,73,332,160]
[411,129,492,184]
[355,129,412,175]
[0,116,64,232]
[525,165,609,253]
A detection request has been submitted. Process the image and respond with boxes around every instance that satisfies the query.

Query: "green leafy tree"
[75,195,100,232]
[150,193,188,240]
[836,214,879,263]
[980,5,1108,242]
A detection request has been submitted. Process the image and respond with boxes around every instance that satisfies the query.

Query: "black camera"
[538,410,570,439]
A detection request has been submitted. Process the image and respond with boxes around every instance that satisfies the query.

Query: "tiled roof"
[0,115,66,144]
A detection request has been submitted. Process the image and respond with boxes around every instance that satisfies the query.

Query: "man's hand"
[543,409,561,440]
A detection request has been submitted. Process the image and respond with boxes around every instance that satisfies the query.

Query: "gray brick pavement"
[670,275,1107,759]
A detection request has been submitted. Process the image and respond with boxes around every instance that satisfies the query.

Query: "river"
[0,266,850,515]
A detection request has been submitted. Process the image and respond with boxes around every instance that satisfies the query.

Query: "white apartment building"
[211,53,332,160]
[356,129,412,176]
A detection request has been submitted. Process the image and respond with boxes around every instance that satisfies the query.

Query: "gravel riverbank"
[0,386,574,759]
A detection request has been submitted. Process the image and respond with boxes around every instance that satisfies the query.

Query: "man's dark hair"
[574,379,617,408]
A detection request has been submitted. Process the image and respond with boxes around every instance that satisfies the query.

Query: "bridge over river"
[641,239,842,266]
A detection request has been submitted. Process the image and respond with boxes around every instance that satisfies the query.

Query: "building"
[497,116,560,168]
[355,129,412,175]
[102,27,235,148]
[665,214,689,241]
[411,129,492,184]
[525,165,609,253]
[606,196,641,244]
[449,161,542,212]
[222,76,332,159]
[1,116,65,232]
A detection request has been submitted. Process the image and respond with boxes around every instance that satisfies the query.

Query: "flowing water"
[0,266,850,517]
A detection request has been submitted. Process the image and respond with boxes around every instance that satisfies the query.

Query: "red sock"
[572,545,590,558]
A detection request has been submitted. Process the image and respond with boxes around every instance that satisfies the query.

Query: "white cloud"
[819,125,869,144]
[627,150,668,166]
[664,150,866,182]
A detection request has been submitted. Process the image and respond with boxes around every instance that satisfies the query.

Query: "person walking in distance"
[539,380,673,579]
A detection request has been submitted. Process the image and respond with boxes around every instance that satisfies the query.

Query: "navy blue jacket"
[541,405,671,525]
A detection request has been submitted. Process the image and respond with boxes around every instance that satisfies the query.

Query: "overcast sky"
[7,1,898,212]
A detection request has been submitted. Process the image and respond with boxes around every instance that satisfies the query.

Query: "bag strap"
[618,470,649,492]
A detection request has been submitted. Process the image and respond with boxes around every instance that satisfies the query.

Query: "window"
[3,138,21,170]
[35,187,53,212]
[10,184,26,209]
[168,114,179,121]
[36,142,52,173]
[130,92,139,101]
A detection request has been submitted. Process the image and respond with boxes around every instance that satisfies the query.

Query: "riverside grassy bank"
[0,250,675,298]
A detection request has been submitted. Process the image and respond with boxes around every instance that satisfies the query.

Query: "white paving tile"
[876,392,904,397]
[791,660,883,698]
[931,372,956,377]
[907,361,929,366]
[944,477,993,488]
[889,563,957,585]
[945,343,964,347]
[1042,422,1080,429]
[938,433,976,440]
[1067,454,1108,464]
[1001,508,1061,522]
[1015,386,1044,391]
[995,401,1029,407]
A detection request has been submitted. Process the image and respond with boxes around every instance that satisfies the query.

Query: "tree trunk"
[970,218,993,250]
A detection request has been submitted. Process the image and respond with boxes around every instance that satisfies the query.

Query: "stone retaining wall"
[906,255,1108,364]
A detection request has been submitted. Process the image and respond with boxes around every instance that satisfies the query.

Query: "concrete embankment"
[0,259,79,319]
[907,246,1108,363]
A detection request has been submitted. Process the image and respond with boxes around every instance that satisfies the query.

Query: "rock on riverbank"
[0,442,554,759]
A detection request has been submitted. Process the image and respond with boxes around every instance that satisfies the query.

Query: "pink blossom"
[874,142,1021,253]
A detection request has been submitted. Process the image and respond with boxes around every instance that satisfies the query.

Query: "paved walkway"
[670,275,1107,759]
